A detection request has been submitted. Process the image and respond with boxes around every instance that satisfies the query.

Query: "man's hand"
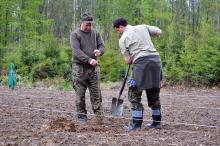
[148,25,162,38]
[89,59,98,67]
[155,32,161,38]
[124,55,132,64]
[93,49,101,57]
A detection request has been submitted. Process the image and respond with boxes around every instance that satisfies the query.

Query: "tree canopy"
[0,0,219,86]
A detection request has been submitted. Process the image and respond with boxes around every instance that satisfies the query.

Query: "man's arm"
[95,32,105,56]
[70,32,92,63]
[147,25,162,37]
[119,37,132,64]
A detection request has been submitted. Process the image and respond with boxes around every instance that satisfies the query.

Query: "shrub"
[21,47,44,67]
[43,34,60,58]
[31,59,58,81]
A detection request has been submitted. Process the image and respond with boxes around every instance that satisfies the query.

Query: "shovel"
[111,64,131,117]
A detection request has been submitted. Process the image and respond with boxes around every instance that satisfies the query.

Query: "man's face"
[115,25,125,34]
[81,22,92,32]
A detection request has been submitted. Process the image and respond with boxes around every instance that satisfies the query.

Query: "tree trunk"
[192,0,195,34]
[4,8,9,45]
[216,0,220,39]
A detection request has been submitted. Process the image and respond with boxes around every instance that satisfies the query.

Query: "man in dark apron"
[113,17,162,131]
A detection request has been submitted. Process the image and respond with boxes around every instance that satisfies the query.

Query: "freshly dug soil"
[0,86,219,146]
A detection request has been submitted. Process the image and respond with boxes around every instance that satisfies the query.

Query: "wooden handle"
[118,64,131,99]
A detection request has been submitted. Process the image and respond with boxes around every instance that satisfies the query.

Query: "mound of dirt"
[47,117,76,132]
[41,116,124,134]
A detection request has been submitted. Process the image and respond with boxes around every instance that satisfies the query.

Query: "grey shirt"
[119,25,161,62]
[119,24,162,91]
[70,28,105,65]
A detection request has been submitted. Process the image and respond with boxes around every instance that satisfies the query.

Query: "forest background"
[0,0,219,89]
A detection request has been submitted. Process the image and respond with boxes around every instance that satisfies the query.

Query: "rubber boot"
[124,110,143,132]
[77,114,87,124]
[147,109,162,129]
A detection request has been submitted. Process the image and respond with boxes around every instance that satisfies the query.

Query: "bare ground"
[0,85,219,146]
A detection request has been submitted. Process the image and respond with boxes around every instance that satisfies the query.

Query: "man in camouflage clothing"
[70,13,105,122]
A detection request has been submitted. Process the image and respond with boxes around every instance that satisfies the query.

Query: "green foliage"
[100,51,125,82]
[178,35,196,83]
[171,21,220,85]
[2,46,21,84]
[163,52,185,84]
[60,62,72,81]
[56,46,72,81]
[42,34,60,58]
[191,22,220,84]
[0,44,5,69]
[31,58,58,81]
[21,47,44,67]
[0,0,219,87]
[3,45,22,68]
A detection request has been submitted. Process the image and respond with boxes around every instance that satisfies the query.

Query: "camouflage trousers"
[72,64,103,118]
[128,87,161,111]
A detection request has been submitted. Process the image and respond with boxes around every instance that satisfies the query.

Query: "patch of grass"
[100,81,121,90]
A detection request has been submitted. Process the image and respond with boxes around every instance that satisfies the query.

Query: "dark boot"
[147,109,162,129]
[124,110,143,131]
[78,114,87,124]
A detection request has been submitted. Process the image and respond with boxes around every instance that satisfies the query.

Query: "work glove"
[127,79,136,87]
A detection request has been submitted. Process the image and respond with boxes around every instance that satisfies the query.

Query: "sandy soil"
[0,85,219,146]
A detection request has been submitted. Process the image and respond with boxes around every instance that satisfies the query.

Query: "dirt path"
[0,86,219,146]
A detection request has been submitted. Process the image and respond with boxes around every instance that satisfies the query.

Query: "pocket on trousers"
[73,65,83,77]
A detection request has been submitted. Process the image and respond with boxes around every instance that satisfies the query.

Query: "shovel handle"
[118,64,131,99]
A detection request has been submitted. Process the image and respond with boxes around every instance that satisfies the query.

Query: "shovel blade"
[111,97,124,117]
